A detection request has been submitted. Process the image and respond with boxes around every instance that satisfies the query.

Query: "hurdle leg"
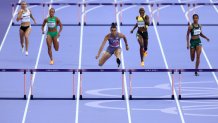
[188,4,191,25]
[84,4,87,25]
[72,70,76,100]
[171,71,175,99]
[30,71,33,100]
[78,4,81,25]
[193,3,196,15]
[79,71,83,100]
[129,71,132,100]
[178,71,182,100]
[157,4,160,25]
[120,3,123,25]
[24,70,27,99]
[12,4,15,25]
[122,71,125,100]
[150,4,154,25]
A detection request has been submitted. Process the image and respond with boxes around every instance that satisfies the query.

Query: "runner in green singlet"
[42,8,63,65]
[186,14,210,76]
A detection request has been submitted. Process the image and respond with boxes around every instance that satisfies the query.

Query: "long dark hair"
[110,22,117,29]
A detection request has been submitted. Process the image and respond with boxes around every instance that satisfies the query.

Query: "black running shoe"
[195,72,199,76]
[116,58,121,67]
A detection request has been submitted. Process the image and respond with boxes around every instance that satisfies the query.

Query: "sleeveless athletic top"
[108,33,120,48]
[21,9,31,23]
[47,16,57,29]
[191,23,201,36]
[137,15,148,28]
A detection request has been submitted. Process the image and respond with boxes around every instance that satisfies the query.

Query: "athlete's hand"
[58,32,60,38]
[42,31,45,34]
[141,15,146,20]
[130,30,134,34]
[126,45,129,51]
[96,54,100,59]
[206,38,210,42]
[19,9,24,13]
[187,44,190,50]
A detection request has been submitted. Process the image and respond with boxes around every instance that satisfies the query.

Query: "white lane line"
[210,0,218,12]
[207,0,218,84]
[147,0,186,123]
[56,5,71,11]
[75,3,104,123]
[0,0,22,51]
[21,1,53,123]
[115,1,133,123]
[185,5,203,23]
[178,0,218,85]
[152,5,171,14]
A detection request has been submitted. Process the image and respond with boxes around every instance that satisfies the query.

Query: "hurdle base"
[122,95,125,100]
[80,95,83,100]
[31,95,34,100]
[129,95,132,100]
[73,95,76,100]
[84,22,87,25]
[179,95,182,100]
[171,95,175,100]
[24,95,27,100]
[157,22,160,25]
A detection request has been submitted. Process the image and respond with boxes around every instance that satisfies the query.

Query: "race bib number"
[194,29,201,35]
[47,22,56,28]
[138,21,145,27]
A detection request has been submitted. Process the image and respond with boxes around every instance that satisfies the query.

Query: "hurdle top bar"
[0,69,218,72]
[13,2,218,6]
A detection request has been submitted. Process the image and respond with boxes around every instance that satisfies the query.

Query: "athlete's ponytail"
[111,22,117,29]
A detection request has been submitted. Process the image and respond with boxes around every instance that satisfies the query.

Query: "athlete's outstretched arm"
[186,25,192,49]
[56,17,63,37]
[131,16,139,33]
[41,18,47,34]
[96,35,109,59]
[119,33,129,51]
[30,10,36,24]
[199,26,209,41]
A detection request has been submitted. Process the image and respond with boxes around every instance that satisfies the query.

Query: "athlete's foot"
[22,47,25,53]
[116,58,121,67]
[195,72,199,76]
[25,51,28,56]
[50,60,54,65]
[144,51,148,57]
[140,61,144,67]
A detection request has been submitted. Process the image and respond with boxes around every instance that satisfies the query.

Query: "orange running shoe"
[144,51,148,57]
[50,60,54,65]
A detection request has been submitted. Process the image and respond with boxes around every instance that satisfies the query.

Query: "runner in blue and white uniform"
[96,23,129,67]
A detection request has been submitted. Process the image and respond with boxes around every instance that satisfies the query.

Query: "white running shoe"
[25,51,28,56]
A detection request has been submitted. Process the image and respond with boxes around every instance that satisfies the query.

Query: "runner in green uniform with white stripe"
[42,8,63,65]
[186,14,209,76]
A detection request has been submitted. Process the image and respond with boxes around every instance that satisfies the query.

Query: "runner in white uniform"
[16,1,36,56]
